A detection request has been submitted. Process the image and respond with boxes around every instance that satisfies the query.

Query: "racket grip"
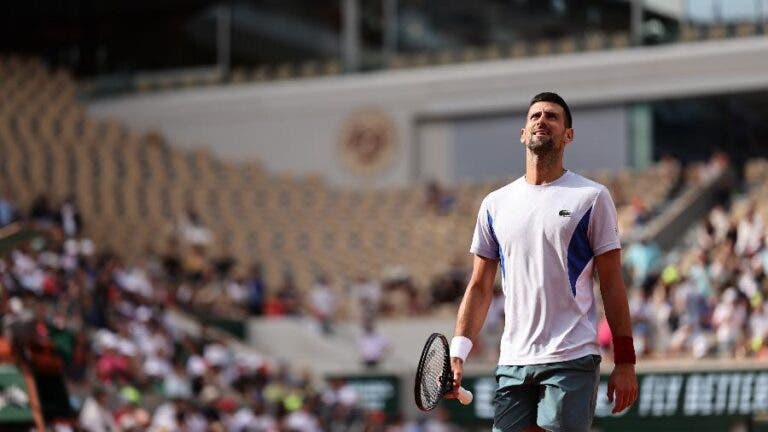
[458,386,473,405]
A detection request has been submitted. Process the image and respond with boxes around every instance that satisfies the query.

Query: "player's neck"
[525,153,566,185]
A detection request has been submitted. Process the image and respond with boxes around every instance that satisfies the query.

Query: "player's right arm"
[446,254,498,399]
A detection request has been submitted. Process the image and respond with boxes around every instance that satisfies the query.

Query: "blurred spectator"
[349,274,383,319]
[322,377,359,408]
[58,194,83,238]
[689,150,730,184]
[709,205,732,243]
[275,271,302,316]
[30,194,56,226]
[283,399,322,432]
[628,287,653,356]
[624,239,661,288]
[246,263,267,316]
[219,274,249,311]
[160,237,183,284]
[79,387,118,432]
[178,207,213,247]
[229,397,279,432]
[309,275,338,335]
[382,275,422,317]
[0,189,19,227]
[183,244,209,286]
[748,302,768,355]
[358,319,390,369]
[735,204,763,256]
[424,180,455,216]
[94,335,132,383]
[163,359,192,400]
[712,288,748,357]
[322,378,364,430]
[114,386,150,431]
[688,249,714,297]
[630,196,651,226]
[696,218,718,250]
[212,246,237,279]
[65,332,89,383]
[649,283,673,354]
[429,258,468,307]
[264,291,288,317]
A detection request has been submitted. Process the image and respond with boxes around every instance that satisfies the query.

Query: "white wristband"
[450,336,473,362]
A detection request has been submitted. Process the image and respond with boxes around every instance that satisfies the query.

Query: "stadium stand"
[2,0,768,429]
[0,56,685,322]
[617,158,768,361]
[2,48,768,432]
[28,52,768,432]
[0,212,404,431]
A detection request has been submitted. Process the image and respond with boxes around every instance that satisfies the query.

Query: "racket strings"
[420,340,450,408]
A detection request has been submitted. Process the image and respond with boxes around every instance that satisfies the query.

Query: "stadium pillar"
[342,0,361,72]
[629,104,653,169]
[217,3,232,76]
[630,0,645,46]
[383,0,399,61]
[382,0,400,59]
[712,0,722,23]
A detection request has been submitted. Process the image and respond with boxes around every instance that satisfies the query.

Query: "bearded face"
[520,101,573,155]
[525,127,556,154]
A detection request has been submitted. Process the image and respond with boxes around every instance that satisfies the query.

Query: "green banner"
[595,370,768,432]
[442,375,495,425]
[446,369,768,431]
[0,364,33,425]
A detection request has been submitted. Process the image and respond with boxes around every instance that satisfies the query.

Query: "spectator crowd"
[4,155,768,430]
[619,155,768,361]
[0,195,456,431]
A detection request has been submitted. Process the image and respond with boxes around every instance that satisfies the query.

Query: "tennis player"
[446,92,638,431]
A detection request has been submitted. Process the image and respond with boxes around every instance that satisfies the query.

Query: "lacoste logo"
[558,209,571,217]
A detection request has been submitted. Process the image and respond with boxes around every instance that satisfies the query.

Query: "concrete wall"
[439,105,628,183]
[88,36,768,188]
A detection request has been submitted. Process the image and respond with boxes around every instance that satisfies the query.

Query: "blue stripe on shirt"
[567,207,594,296]
[487,210,504,278]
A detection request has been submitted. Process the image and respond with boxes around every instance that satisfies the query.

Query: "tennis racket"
[414,333,473,411]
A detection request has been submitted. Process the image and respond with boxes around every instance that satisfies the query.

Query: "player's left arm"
[595,248,638,414]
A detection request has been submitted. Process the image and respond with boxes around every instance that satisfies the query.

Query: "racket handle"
[458,386,473,405]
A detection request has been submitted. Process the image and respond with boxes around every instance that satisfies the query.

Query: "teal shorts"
[492,354,601,432]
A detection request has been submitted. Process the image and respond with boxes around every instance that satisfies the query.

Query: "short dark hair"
[529,92,572,128]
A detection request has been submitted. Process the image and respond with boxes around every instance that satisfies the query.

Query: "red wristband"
[613,336,636,364]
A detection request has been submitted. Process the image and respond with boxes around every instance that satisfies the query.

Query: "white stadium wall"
[88,36,768,188]
[419,105,628,184]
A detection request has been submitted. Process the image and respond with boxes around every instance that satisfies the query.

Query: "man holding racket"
[446,92,638,431]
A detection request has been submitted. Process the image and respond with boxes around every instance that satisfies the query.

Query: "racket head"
[414,333,453,411]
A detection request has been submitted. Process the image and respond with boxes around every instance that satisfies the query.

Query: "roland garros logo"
[338,108,398,176]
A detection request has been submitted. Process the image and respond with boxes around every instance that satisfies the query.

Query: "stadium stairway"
[247,318,361,374]
[245,316,478,375]
[626,165,734,250]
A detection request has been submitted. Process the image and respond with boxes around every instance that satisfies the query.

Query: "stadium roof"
[1,0,684,78]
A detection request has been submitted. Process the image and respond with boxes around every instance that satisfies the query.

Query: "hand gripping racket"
[414,333,473,411]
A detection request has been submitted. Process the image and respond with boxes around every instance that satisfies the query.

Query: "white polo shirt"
[470,170,621,365]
